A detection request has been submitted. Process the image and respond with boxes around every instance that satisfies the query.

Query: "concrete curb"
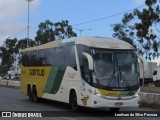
[140,92,160,106]
[0,79,20,88]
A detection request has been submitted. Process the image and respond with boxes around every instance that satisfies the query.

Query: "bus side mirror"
[82,52,93,70]
[137,55,148,72]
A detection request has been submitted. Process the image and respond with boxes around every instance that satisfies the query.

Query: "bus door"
[80,53,93,107]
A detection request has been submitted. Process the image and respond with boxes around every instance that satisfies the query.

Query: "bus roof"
[22,37,134,52]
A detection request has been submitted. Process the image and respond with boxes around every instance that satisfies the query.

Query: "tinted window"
[45,48,55,66]
[55,47,65,66]
[77,45,84,66]
[22,45,76,67]
[64,45,76,66]
[22,52,27,66]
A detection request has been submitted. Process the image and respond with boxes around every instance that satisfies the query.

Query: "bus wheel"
[110,108,120,112]
[32,87,38,103]
[70,91,78,111]
[155,81,160,87]
[28,86,33,101]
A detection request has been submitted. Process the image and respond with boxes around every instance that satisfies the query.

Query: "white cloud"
[0,0,41,44]
[0,0,40,20]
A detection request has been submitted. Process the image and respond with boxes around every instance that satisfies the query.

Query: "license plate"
[115,102,123,106]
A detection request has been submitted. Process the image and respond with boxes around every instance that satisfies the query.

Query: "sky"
[3,0,160,64]
[0,0,146,43]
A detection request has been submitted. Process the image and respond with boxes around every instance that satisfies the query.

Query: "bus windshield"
[90,48,138,90]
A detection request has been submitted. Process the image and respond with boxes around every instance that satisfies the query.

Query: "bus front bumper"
[91,95,140,108]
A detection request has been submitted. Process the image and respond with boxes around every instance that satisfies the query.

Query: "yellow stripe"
[97,88,120,96]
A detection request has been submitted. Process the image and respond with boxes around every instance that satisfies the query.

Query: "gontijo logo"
[29,69,45,76]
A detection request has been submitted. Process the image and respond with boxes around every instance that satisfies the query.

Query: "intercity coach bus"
[20,37,140,111]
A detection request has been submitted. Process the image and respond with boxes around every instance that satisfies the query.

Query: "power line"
[14,27,28,37]
[10,26,37,39]
[7,27,27,39]
[72,5,146,26]
[10,5,146,38]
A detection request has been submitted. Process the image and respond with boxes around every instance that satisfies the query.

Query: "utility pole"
[26,0,34,48]
[74,28,92,36]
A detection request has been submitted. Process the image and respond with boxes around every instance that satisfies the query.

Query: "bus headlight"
[133,88,140,97]
[91,91,102,97]
[134,93,139,97]
[96,93,101,97]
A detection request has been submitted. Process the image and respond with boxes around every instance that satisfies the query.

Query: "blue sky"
[0,0,145,44]
[29,0,145,37]
[2,0,160,63]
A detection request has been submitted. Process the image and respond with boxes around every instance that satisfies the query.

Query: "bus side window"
[55,47,65,66]
[81,59,90,83]
[22,53,27,66]
[64,45,76,70]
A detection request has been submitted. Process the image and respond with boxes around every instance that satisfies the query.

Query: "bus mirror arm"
[137,55,148,72]
[82,52,93,70]
[137,55,148,86]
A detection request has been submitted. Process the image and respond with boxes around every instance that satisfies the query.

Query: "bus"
[20,37,140,111]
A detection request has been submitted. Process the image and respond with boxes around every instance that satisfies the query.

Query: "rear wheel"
[70,91,78,111]
[32,87,38,102]
[28,86,33,101]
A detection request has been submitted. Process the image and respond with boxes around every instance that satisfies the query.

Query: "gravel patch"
[140,86,160,94]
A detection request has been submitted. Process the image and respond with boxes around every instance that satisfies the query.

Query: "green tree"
[0,38,17,70]
[0,38,35,72]
[35,19,77,45]
[35,20,55,45]
[15,38,36,53]
[54,20,77,39]
[112,0,160,60]
[14,38,36,65]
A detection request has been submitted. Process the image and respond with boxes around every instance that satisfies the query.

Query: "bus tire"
[69,90,78,111]
[155,81,160,87]
[27,85,33,101]
[32,87,38,103]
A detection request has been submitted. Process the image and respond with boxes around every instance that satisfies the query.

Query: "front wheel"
[70,91,78,111]
[155,81,160,87]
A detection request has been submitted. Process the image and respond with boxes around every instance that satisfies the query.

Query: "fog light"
[94,101,97,104]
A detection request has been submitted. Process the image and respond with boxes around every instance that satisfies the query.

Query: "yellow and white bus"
[20,37,140,111]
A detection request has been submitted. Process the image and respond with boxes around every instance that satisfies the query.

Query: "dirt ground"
[140,85,160,94]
